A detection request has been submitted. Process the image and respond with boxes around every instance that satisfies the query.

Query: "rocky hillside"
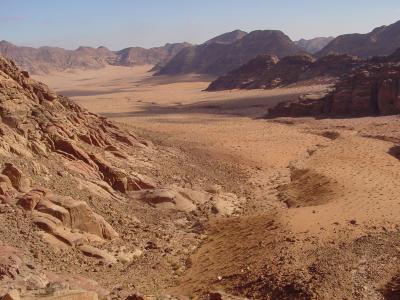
[295,37,334,54]
[268,50,400,117]
[207,53,360,91]
[156,30,306,76]
[0,55,246,299]
[0,41,191,74]
[316,19,400,58]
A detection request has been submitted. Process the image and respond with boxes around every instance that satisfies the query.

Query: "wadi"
[1,3,400,300]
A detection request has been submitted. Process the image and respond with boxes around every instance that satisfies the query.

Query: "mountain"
[0,41,191,74]
[203,29,247,45]
[295,37,334,54]
[156,30,306,76]
[316,20,400,58]
[115,42,191,66]
[206,53,360,91]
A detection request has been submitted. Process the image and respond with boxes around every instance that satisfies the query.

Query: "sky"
[0,0,400,50]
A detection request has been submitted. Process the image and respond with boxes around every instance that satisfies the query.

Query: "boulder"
[2,163,30,192]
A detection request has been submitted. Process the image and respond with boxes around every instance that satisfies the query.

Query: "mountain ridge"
[0,40,191,74]
[156,30,306,76]
[316,19,400,57]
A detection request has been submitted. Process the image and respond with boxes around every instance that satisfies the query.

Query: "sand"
[35,65,400,298]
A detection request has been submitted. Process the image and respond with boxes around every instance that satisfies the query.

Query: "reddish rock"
[268,52,400,117]
[1,163,30,193]
[53,138,97,169]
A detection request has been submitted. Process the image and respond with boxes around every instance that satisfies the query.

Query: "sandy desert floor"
[35,66,400,299]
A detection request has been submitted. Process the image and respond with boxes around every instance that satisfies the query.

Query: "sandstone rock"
[0,175,14,196]
[1,290,20,300]
[268,54,400,117]
[2,163,30,192]
[134,188,197,212]
[78,245,117,264]
[53,138,97,169]
[90,153,155,193]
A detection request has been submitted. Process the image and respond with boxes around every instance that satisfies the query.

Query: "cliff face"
[268,53,400,117]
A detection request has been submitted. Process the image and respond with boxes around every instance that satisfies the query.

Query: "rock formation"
[268,53,400,117]
[206,54,360,91]
[156,30,306,76]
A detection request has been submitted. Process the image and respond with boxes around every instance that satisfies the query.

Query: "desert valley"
[1,4,400,300]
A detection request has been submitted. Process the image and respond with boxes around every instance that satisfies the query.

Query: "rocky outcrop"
[268,59,400,117]
[0,54,162,297]
[156,30,306,76]
[207,54,360,91]
[206,55,280,91]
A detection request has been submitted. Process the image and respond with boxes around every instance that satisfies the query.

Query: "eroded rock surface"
[268,52,400,117]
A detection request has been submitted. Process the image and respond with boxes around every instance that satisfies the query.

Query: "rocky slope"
[316,19,400,58]
[207,53,360,91]
[0,41,190,74]
[268,51,400,117]
[295,37,334,54]
[156,30,306,76]
[0,55,247,299]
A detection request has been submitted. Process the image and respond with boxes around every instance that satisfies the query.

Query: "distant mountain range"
[155,30,306,76]
[2,19,400,76]
[0,41,190,74]
[295,37,334,54]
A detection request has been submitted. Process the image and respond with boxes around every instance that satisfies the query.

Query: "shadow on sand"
[100,90,302,119]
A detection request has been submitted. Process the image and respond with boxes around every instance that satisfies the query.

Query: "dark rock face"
[268,59,400,117]
[156,30,306,76]
[316,20,400,58]
[207,54,360,91]
[206,55,280,91]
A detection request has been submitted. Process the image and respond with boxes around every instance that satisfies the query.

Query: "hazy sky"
[1,0,400,50]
